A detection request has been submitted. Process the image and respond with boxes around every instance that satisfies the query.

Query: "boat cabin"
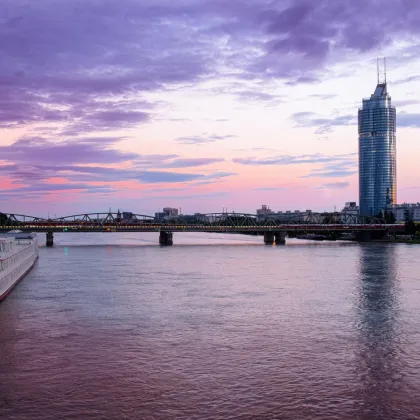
[0,238,15,258]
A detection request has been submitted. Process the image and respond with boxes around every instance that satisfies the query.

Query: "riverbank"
[395,239,420,244]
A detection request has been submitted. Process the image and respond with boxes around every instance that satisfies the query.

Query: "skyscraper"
[358,59,396,217]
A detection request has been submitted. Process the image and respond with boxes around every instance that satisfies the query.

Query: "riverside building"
[387,203,420,222]
[358,59,396,216]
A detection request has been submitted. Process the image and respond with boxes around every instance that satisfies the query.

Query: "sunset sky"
[1,0,420,218]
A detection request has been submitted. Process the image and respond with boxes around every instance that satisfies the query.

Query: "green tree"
[383,210,396,224]
[0,213,7,226]
[405,221,417,235]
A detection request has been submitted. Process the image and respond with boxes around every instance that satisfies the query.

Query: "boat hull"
[0,233,39,302]
[0,254,38,301]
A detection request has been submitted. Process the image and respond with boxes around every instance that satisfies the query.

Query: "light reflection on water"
[354,245,404,419]
[1,233,420,419]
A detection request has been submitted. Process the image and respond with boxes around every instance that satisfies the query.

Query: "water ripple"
[1,234,420,419]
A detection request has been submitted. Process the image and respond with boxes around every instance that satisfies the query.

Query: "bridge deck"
[0,223,405,233]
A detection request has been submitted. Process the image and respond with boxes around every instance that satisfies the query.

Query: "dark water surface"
[1,233,420,419]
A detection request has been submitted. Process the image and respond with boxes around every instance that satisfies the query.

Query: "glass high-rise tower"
[358,60,396,217]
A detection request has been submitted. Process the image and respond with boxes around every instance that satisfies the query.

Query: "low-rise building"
[256,205,275,222]
[256,205,274,216]
[340,202,359,224]
[256,206,324,223]
[388,203,420,222]
[155,207,180,221]
[413,206,420,222]
[163,207,179,217]
[122,212,133,221]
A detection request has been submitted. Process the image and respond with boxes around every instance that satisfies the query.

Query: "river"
[1,232,419,419]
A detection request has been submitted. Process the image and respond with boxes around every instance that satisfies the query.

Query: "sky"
[1,0,420,218]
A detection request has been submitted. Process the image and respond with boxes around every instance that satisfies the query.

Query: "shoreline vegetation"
[394,239,420,244]
[232,232,420,244]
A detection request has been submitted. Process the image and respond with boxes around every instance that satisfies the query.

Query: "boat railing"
[0,242,35,270]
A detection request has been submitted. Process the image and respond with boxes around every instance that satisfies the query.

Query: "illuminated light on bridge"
[0,211,406,247]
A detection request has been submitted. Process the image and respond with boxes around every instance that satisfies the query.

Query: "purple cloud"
[397,113,420,128]
[233,152,357,179]
[291,112,356,134]
[302,157,357,178]
[162,158,225,168]
[144,191,231,200]
[60,110,151,136]
[176,134,236,145]
[392,75,420,85]
[0,137,227,172]
[0,137,137,165]
[286,76,321,86]
[2,0,420,210]
[315,182,350,189]
[0,137,234,197]
[253,187,289,191]
[393,100,419,108]
[236,90,282,104]
[135,171,205,184]
[1,0,419,132]
[302,170,357,179]
[232,153,356,166]
[0,183,116,202]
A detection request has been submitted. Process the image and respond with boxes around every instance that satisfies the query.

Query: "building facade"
[256,205,274,218]
[358,71,396,216]
[340,202,359,224]
[155,207,179,221]
[255,206,324,223]
[388,203,420,222]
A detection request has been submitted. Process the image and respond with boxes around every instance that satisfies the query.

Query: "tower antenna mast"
[377,57,387,85]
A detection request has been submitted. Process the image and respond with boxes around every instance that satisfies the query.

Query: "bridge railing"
[0,213,48,227]
[1,211,395,229]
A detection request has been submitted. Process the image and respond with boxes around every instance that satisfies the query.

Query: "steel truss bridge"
[0,211,405,234]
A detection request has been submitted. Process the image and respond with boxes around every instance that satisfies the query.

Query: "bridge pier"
[46,231,54,247]
[159,231,173,246]
[275,232,286,245]
[264,232,275,245]
[355,231,372,242]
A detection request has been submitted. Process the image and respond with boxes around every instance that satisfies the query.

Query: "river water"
[1,233,420,419]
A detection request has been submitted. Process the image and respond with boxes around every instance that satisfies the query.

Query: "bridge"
[0,211,406,246]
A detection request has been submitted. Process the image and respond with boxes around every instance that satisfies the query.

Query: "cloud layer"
[0,137,234,199]
[233,153,357,179]
[2,0,420,131]
[1,0,420,213]
[176,134,236,145]
[233,153,356,167]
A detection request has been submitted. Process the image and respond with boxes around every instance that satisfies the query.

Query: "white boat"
[0,230,39,301]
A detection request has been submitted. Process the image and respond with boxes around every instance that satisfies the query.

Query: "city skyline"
[1,0,420,217]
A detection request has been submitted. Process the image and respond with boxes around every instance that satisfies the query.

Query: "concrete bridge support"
[355,231,372,242]
[264,232,275,245]
[275,232,286,245]
[46,231,54,247]
[357,230,392,242]
[159,231,173,246]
